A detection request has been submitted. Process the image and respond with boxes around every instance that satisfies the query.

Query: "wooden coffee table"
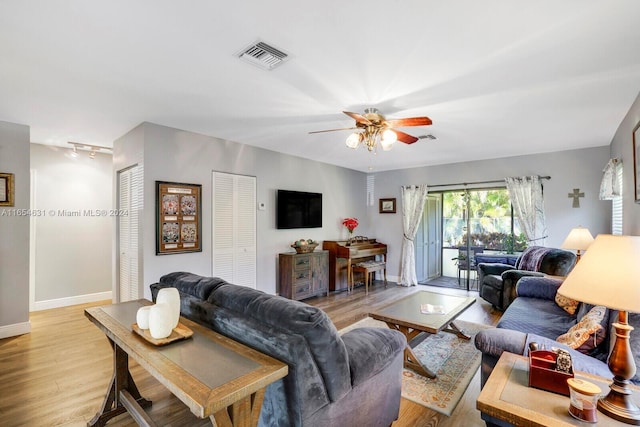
[85,300,288,427]
[369,290,475,378]
[477,352,638,426]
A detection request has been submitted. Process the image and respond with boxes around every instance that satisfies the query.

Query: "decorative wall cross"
[568,188,584,208]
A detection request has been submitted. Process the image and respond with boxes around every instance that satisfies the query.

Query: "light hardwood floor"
[0,280,501,427]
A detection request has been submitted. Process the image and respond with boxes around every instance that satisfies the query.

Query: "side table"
[477,352,639,426]
[85,300,288,427]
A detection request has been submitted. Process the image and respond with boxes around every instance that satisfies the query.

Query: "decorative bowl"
[291,243,318,253]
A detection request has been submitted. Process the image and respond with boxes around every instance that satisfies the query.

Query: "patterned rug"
[339,317,491,416]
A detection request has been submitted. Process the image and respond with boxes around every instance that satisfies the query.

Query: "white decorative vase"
[149,303,173,339]
[156,287,180,329]
[136,306,152,329]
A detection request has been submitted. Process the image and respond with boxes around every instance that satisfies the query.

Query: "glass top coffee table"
[369,290,475,378]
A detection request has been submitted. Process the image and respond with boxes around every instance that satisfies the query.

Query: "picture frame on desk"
[379,198,396,214]
[156,181,202,255]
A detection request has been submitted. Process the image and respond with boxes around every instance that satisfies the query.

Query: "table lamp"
[561,226,594,261]
[557,234,640,424]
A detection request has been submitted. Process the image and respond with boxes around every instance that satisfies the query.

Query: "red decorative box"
[528,350,574,396]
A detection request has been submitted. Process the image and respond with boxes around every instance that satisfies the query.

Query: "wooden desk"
[477,352,638,426]
[323,239,387,292]
[85,300,288,427]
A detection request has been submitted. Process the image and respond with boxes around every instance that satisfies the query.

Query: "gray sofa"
[475,275,640,425]
[477,246,576,311]
[150,272,406,427]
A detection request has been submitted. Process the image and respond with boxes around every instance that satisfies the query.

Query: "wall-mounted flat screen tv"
[276,190,322,229]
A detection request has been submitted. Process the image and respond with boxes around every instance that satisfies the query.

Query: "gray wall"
[0,121,30,338]
[115,122,612,296]
[610,90,640,235]
[30,144,112,305]
[114,122,367,299]
[368,146,611,280]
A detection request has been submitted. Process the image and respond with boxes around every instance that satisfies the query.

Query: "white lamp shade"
[561,227,594,251]
[136,306,152,330]
[149,303,174,339]
[558,234,640,313]
[156,287,180,329]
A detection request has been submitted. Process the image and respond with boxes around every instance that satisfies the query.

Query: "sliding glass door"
[440,188,525,290]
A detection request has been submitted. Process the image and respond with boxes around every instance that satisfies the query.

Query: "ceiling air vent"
[418,134,437,140]
[238,41,289,70]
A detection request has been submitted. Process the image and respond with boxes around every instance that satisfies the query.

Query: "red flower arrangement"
[342,217,359,233]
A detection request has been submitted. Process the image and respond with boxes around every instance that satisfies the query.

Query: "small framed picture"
[379,198,396,214]
[0,173,15,207]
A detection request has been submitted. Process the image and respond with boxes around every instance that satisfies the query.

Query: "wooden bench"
[350,260,387,295]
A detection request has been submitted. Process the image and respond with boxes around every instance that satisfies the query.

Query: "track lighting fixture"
[67,142,112,159]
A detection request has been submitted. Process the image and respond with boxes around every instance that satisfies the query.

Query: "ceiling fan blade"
[308,127,357,134]
[384,117,432,127]
[343,111,372,125]
[393,129,419,144]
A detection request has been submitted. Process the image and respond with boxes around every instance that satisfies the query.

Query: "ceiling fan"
[309,108,432,152]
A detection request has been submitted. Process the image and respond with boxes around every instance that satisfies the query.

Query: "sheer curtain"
[599,159,622,200]
[505,176,547,246]
[399,185,429,286]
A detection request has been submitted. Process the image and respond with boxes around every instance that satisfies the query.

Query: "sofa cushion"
[497,297,577,340]
[516,276,563,301]
[557,305,606,353]
[555,293,580,315]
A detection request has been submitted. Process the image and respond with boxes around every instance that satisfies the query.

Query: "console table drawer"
[293,270,311,283]
[293,282,311,298]
[294,255,311,270]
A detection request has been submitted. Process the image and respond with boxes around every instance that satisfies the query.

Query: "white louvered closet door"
[212,172,256,288]
[118,165,142,301]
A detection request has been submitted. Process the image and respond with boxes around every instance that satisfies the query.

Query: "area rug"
[339,317,491,416]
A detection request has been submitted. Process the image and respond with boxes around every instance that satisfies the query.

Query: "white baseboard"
[33,290,112,311]
[0,321,31,339]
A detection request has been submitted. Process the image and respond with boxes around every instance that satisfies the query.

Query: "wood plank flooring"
[0,280,501,427]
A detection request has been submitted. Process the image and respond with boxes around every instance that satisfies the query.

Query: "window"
[612,163,623,235]
[443,188,525,252]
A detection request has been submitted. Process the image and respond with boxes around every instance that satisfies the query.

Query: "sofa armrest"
[341,327,406,387]
[477,263,514,276]
[474,327,528,359]
[515,276,564,300]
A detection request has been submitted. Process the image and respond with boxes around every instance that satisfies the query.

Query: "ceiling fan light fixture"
[346,132,361,149]
[381,129,397,151]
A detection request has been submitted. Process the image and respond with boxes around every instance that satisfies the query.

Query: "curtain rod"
[425,175,551,189]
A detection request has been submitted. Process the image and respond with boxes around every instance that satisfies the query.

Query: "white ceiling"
[2,1,640,172]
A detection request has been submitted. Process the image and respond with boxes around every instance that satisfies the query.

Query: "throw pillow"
[555,293,580,315]
[557,305,607,354]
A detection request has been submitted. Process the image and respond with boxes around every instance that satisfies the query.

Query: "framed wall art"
[0,173,14,207]
[379,198,396,214]
[156,181,202,255]
[634,120,640,203]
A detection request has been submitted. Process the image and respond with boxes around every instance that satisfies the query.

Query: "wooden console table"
[85,300,288,427]
[278,251,329,300]
[477,352,637,426]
